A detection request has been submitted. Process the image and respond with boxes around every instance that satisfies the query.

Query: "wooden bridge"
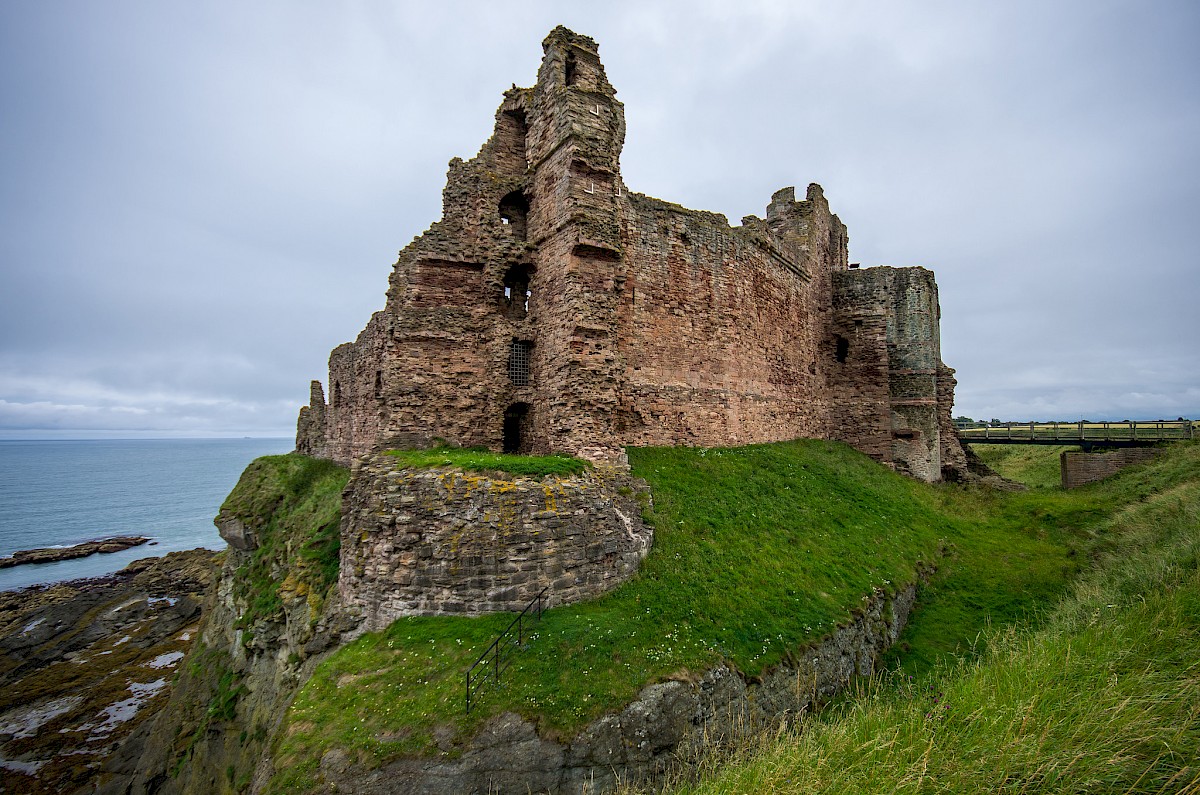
[956,420,1195,449]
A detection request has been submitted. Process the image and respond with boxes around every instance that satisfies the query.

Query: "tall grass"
[268,441,964,792]
[968,443,1079,489]
[657,443,1200,794]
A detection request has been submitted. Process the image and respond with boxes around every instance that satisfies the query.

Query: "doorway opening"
[503,402,530,454]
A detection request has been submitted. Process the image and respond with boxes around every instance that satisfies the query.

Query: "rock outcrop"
[0,536,150,569]
[0,550,215,795]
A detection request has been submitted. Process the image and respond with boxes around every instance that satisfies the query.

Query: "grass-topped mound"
[218,453,349,627]
[266,438,1186,793]
[385,446,589,477]
[663,441,1200,794]
[268,440,970,792]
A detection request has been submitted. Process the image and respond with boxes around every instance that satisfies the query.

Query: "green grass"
[218,454,349,628]
[658,442,1200,794]
[385,447,589,477]
[266,440,1200,793]
[268,440,962,792]
[969,443,1079,489]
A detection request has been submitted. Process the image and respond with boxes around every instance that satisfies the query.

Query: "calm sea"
[0,438,294,591]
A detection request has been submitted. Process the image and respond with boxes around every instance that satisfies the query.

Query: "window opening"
[564,52,577,86]
[502,264,533,319]
[498,190,529,241]
[332,381,342,407]
[508,339,533,386]
[835,335,849,364]
[500,108,528,169]
[374,370,383,399]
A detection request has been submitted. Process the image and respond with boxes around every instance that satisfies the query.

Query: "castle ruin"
[296,26,968,484]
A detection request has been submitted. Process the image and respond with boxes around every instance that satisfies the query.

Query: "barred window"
[508,339,533,386]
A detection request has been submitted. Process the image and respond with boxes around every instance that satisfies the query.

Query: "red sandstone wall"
[612,195,830,448]
[294,26,966,482]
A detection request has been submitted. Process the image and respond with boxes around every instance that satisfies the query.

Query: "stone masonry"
[295,26,968,483]
[338,453,652,630]
[1060,447,1162,489]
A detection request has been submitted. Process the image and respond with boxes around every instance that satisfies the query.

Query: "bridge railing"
[957,420,1195,443]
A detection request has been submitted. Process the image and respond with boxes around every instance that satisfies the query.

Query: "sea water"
[0,438,293,591]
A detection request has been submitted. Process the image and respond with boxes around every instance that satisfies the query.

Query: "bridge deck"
[957,420,1195,446]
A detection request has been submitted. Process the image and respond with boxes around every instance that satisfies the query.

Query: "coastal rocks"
[0,536,151,569]
[0,549,216,795]
[311,582,917,795]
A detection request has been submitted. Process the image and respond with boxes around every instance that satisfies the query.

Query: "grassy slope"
[385,447,590,477]
[218,454,349,627]
[663,442,1200,794]
[269,440,966,792]
[267,439,1111,793]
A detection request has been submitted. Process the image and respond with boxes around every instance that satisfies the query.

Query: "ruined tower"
[296,26,967,482]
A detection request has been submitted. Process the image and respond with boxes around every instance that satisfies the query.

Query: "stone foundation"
[1060,447,1162,489]
[338,454,653,630]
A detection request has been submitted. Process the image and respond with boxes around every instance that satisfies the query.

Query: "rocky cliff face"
[111,455,350,795]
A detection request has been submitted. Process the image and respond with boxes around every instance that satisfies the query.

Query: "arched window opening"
[373,370,383,399]
[502,263,534,319]
[332,381,343,407]
[834,335,850,364]
[503,402,530,454]
[498,190,529,241]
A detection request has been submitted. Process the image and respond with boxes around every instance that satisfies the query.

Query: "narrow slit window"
[508,339,533,386]
[835,335,850,364]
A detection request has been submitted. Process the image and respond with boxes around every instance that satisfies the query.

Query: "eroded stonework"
[339,454,652,630]
[295,26,967,482]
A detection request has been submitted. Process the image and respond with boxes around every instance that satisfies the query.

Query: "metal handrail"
[465,586,548,713]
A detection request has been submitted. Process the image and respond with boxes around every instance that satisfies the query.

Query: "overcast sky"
[1,1,1197,439]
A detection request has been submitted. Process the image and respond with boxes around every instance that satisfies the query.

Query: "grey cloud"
[1,1,1197,438]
